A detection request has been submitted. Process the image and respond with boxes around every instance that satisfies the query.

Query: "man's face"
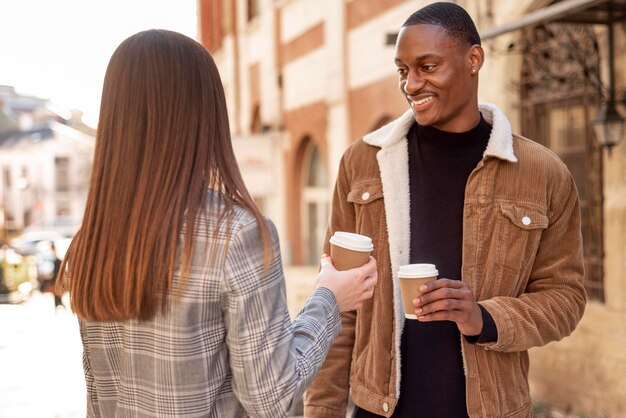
[395,24,479,132]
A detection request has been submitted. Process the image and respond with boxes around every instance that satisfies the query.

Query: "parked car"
[23,219,80,239]
[9,232,71,291]
[0,246,37,303]
[9,230,69,257]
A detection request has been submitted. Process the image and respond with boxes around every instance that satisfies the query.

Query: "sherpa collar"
[362,102,518,163]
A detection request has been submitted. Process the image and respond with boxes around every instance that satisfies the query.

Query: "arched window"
[372,115,393,131]
[300,139,329,265]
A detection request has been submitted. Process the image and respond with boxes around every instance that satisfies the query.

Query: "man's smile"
[406,94,436,110]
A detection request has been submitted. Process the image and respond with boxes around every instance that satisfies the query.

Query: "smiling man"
[304,2,586,418]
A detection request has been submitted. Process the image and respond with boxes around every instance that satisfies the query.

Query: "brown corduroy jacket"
[304,104,586,418]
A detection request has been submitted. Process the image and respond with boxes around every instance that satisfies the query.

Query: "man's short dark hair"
[402,2,481,46]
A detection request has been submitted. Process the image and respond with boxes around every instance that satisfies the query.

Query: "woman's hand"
[316,255,378,312]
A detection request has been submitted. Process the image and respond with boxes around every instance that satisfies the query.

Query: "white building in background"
[0,86,95,240]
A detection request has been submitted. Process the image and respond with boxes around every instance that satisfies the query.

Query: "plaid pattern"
[79,197,341,417]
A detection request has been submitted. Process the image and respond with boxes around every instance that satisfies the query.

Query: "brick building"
[198,1,626,416]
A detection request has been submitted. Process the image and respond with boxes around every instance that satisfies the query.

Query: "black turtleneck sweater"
[354,115,496,418]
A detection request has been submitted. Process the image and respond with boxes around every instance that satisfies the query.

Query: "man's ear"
[468,44,485,74]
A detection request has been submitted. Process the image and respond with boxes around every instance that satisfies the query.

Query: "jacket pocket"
[494,202,548,296]
[347,180,385,238]
[499,203,548,231]
[347,180,384,205]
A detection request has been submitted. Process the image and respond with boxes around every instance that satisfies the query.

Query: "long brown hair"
[57,30,272,321]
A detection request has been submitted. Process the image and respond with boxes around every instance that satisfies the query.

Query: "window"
[2,167,12,230]
[3,167,11,189]
[521,23,604,301]
[56,200,71,218]
[301,141,329,265]
[55,157,70,192]
[247,0,259,22]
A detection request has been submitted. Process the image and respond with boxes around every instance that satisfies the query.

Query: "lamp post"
[592,101,625,151]
[592,2,625,152]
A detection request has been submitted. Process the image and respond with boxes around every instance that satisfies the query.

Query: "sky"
[0,0,198,127]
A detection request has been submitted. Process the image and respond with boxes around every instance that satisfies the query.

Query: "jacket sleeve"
[479,172,586,352]
[222,218,342,418]
[304,156,357,418]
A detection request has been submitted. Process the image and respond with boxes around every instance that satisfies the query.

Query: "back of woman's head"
[99,30,227,202]
[60,30,271,321]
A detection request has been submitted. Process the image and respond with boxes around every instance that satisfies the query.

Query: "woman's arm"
[221,218,342,418]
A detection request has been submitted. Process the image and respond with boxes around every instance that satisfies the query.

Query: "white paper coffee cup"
[398,264,438,319]
[329,232,374,252]
[329,232,373,271]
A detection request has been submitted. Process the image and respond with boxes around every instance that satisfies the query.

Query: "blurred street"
[0,292,85,418]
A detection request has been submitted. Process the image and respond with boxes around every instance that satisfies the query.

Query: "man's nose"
[403,71,425,95]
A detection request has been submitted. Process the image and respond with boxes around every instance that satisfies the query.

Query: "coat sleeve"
[222,217,342,418]
[304,156,358,418]
[479,172,586,352]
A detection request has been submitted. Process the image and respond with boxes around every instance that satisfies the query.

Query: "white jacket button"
[382,402,389,412]
[522,216,531,226]
[362,192,370,201]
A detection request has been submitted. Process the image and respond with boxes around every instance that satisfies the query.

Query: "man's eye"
[422,64,436,72]
[397,68,407,76]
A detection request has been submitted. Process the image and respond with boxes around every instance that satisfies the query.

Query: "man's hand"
[412,279,483,336]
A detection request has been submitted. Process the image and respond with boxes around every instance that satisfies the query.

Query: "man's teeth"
[412,96,433,105]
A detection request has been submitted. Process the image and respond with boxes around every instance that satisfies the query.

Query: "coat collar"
[362,102,518,163]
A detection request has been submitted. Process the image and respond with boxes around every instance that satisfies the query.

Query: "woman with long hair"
[57,29,377,417]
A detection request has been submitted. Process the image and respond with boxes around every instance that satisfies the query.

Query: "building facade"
[0,86,95,241]
[198,1,626,415]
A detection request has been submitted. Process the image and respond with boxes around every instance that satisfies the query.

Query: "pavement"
[0,293,85,418]
[0,265,320,418]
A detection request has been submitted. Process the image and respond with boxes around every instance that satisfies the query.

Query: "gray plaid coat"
[79,197,341,417]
